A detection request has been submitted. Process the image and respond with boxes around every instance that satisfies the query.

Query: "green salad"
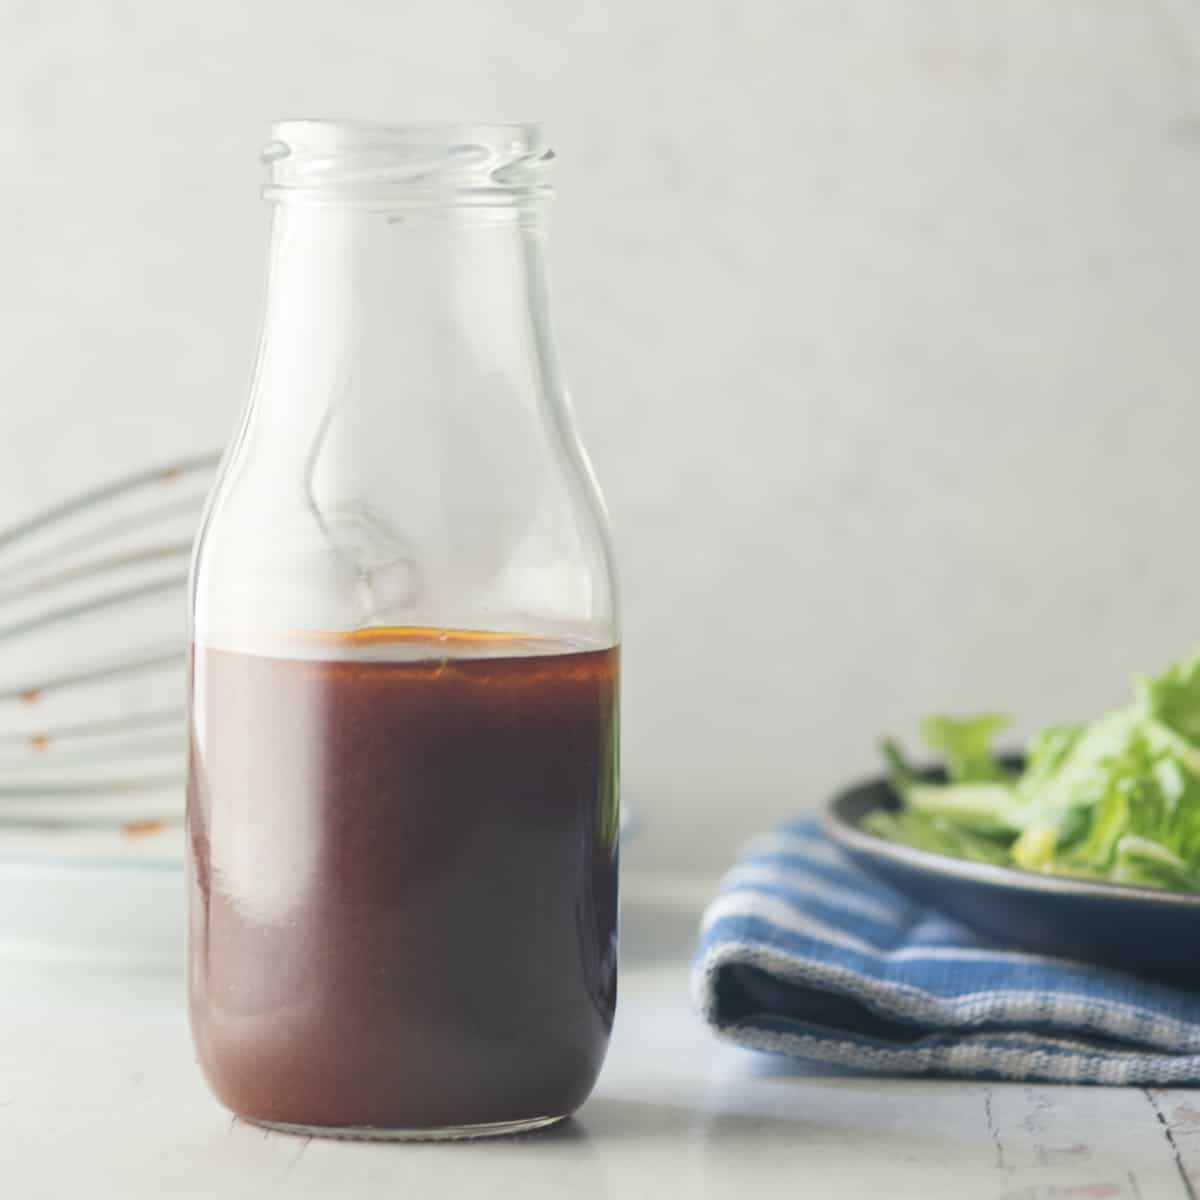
[867,650,1200,891]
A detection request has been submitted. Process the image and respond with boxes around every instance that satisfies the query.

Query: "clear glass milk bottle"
[186,122,620,1140]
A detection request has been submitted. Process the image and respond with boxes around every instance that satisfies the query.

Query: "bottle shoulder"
[192,421,618,646]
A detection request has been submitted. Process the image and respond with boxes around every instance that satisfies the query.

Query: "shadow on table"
[735,1051,877,1081]
[571,1095,809,1142]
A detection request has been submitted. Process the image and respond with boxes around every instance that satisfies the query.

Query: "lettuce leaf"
[1139,653,1200,745]
[869,649,1200,891]
[863,809,1011,866]
[919,714,1014,783]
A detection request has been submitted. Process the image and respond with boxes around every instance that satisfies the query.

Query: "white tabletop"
[2,871,1198,1199]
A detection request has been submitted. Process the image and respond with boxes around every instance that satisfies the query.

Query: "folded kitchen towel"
[692,817,1200,1085]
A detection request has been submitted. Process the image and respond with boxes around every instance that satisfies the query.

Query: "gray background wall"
[3,1,1200,868]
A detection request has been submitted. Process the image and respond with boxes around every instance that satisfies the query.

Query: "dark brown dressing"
[187,632,619,1131]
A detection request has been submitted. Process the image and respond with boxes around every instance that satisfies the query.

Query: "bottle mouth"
[262,120,553,209]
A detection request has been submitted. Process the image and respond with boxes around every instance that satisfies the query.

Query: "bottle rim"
[262,119,553,209]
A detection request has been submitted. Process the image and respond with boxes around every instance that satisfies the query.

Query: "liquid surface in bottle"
[187,629,619,1132]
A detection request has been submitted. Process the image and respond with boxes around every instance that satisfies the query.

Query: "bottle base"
[244,1113,569,1142]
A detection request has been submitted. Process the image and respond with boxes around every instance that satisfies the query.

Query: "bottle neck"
[247,200,556,467]
[246,120,559,469]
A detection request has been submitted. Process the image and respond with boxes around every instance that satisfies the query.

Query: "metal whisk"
[0,454,219,825]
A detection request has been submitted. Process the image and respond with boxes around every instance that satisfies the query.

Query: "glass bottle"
[186,121,620,1140]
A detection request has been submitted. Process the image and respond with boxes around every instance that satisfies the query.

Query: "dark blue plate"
[822,772,1200,987]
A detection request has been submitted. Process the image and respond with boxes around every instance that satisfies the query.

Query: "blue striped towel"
[692,817,1200,1084]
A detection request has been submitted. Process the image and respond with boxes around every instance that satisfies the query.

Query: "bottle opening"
[262,120,553,209]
